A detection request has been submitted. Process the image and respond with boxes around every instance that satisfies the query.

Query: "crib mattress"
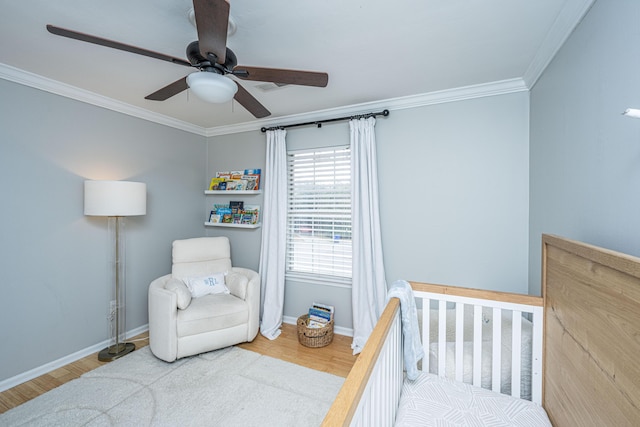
[394,373,550,426]
[421,307,534,400]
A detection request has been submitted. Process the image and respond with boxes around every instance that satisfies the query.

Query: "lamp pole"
[84,180,145,363]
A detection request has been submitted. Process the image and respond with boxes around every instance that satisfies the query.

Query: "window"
[286,146,352,281]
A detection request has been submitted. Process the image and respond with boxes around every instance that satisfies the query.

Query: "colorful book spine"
[309,308,331,323]
[312,302,335,320]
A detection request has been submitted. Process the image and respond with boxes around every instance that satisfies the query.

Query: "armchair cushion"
[226,272,249,300]
[185,273,229,298]
[165,278,192,309]
[171,237,232,281]
[177,294,249,337]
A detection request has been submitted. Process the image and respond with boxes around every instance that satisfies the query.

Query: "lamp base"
[98,342,135,362]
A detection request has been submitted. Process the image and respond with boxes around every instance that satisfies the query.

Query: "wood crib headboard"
[542,234,640,426]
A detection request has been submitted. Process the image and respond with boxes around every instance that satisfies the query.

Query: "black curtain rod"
[260,109,389,133]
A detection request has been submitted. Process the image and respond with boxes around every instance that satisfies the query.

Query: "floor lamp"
[84,180,147,362]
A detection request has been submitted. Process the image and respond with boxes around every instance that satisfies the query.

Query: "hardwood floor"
[0,324,356,414]
[239,322,357,378]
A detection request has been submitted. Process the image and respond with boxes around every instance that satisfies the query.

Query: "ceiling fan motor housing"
[187,41,237,74]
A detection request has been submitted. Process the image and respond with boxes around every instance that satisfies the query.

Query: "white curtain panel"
[350,117,387,354]
[258,129,288,340]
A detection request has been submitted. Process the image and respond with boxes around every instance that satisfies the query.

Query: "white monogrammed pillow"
[184,273,230,298]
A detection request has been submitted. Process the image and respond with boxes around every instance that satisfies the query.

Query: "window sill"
[285,272,352,289]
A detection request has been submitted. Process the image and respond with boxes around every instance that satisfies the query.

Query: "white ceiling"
[0,0,594,134]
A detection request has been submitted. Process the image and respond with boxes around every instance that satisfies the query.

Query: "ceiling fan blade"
[234,83,270,118]
[192,0,229,64]
[145,76,189,101]
[46,25,192,68]
[233,66,328,87]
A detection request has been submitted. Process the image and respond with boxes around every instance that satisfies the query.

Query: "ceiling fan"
[46,0,328,119]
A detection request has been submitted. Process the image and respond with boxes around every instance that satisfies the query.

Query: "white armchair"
[148,236,260,362]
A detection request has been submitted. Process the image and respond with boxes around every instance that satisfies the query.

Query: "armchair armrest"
[148,274,180,362]
[230,267,260,341]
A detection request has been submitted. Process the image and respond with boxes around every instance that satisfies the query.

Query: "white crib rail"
[351,306,402,426]
[413,283,544,404]
[321,298,403,427]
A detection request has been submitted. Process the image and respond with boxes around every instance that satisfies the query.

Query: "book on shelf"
[209,204,260,225]
[209,177,225,190]
[243,169,261,190]
[243,205,260,225]
[242,174,259,191]
[224,180,239,191]
[212,207,233,224]
[210,168,261,191]
[229,201,244,214]
[209,210,222,223]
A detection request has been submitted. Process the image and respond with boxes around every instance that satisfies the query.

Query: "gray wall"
[207,91,531,330]
[1,56,531,384]
[0,79,206,383]
[529,0,640,294]
[378,93,530,295]
[205,131,266,270]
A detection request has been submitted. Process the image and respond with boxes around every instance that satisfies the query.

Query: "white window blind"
[286,147,352,279]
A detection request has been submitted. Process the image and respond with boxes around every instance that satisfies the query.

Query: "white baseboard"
[0,324,149,393]
[282,315,354,338]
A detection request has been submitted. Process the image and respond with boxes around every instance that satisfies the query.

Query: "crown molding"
[1,0,592,139]
[1,62,528,138]
[0,63,207,136]
[522,0,596,88]
[206,78,529,137]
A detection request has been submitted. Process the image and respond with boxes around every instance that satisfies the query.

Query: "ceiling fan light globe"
[186,72,238,103]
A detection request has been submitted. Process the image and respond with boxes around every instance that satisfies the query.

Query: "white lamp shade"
[186,72,238,103]
[84,180,147,216]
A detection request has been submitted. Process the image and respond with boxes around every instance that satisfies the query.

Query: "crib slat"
[379,350,386,424]
[473,304,482,387]
[492,307,502,393]
[438,300,447,376]
[531,306,544,405]
[455,303,464,381]
[512,311,522,398]
[422,299,430,373]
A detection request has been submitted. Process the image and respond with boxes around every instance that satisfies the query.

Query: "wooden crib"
[322,234,640,426]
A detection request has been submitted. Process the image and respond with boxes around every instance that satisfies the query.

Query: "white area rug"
[1,346,344,426]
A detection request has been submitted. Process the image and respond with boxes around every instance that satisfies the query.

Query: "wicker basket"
[297,314,334,348]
